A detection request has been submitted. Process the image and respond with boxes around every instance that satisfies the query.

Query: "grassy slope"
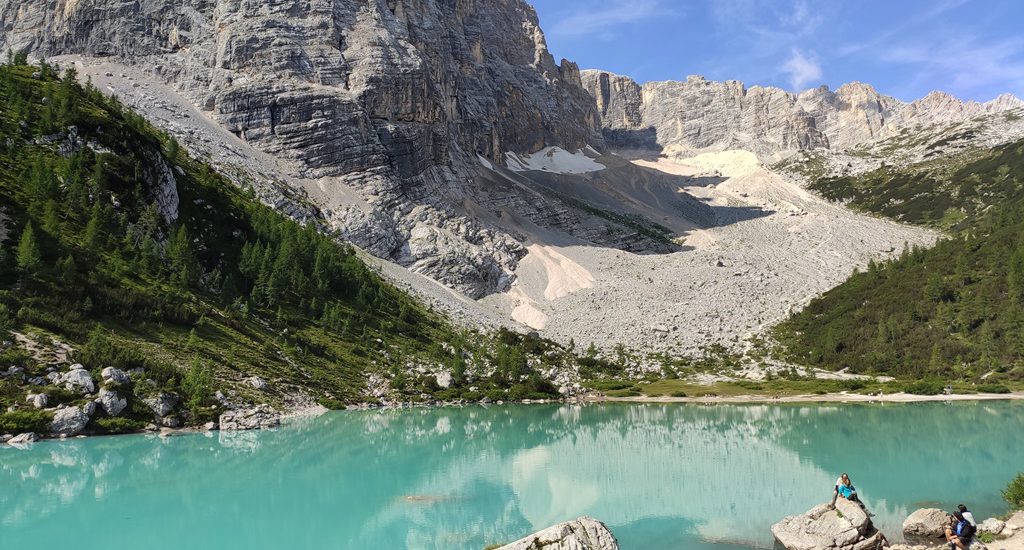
[775,137,1024,382]
[0,61,580,434]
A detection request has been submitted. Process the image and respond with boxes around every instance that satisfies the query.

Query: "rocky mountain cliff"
[581,70,1024,157]
[0,0,618,298]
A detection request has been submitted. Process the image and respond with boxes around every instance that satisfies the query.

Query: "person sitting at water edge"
[958,504,976,527]
[829,472,867,511]
[944,511,976,550]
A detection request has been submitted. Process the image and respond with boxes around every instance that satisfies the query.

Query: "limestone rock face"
[0,0,605,298]
[581,70,1024,157]
[494,516,619,550]
[772,500,887,550]
[902,508,948,545]
[51,405,90,436]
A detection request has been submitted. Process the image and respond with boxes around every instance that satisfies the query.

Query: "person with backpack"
[944,511,976,550]
[958,504,977,527]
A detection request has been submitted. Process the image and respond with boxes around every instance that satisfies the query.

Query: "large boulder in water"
[493,516,619,550]
[772,499,887,550]
[902,508,948,544]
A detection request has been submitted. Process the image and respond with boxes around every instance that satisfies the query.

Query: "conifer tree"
[16,223,42,274]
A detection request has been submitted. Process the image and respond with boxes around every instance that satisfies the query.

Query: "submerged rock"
[493,516,619,550]
[772,499,886,550]
[902,508,948,545]
[51,406,90,436]
[219,405,280,431]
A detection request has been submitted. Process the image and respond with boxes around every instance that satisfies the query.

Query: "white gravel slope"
[483,150,936,354]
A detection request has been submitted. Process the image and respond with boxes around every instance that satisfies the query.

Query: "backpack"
[957,520,976,540]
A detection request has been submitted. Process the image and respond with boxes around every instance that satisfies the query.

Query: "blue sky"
[529,0,1024,102]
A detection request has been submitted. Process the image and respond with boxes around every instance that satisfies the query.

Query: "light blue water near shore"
[2,401,1023,549]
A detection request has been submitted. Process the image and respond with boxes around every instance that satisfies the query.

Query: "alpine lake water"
[2,401,1023,549]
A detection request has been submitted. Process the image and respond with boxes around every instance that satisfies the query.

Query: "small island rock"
[772,499,886,550]
[493,516,619,550]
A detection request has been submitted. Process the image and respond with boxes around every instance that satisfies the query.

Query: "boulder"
[219,405,280,431]
[97,387,127,417]
[493,516,619,550]
[101,367,130,386]
[978,518,1004,536]
[902,508,949,544]
[247,376,267,390]
[435,371,453,389]
[62,368,95,394]
[50,406,90,436]
[25,393,48,409]
[8,432,39,444]
[144,392,178,418]
[772,499,887,550]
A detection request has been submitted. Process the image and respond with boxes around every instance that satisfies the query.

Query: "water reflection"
[1,402,1022,549]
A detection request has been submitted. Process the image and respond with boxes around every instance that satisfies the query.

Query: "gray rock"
[247,376,267,390]
[25,393,47,409]
[977,518,1004,536]
[50,406,90,436]
[435,371,453,389]
[580,70,1024,156]
[144,393,178,418]
[219,405,280,431]
[493,516,618,550]
[902,508,949,545]
[0,434,11,444]
[97,387,127,417]
[772,500,887,550]
[62,368,95,394]
[100,367,130,386]
[8,432,38,444]
[82,401,96,417]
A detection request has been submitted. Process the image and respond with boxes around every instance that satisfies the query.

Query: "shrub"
[903,379,946,395]
[1004,473,1024,511]
[670,391,688,398]
[976,384,1011,394]
[0,409,52,433]
[91,417,144,434]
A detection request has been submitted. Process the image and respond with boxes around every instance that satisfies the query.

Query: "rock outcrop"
[902,508,949,545]
[493,516,619,550]
[772,500,887,550]
[581,70,1024,158]
[0,0,608,298]
[50,405,90,436]
[219,405,280,431]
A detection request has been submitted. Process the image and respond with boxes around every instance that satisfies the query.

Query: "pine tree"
[16,223,42,274]
[167,225,200,287]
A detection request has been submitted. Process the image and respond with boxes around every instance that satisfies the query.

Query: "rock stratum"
[581,70,1024,158]
[0,0,626,298]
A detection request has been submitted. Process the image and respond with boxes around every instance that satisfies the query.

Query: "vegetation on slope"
[809,139,1024,230]
[776,138,1024,381]
[0,57,575,434]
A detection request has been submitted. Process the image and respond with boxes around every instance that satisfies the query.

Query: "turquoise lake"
[2,401,1023,549]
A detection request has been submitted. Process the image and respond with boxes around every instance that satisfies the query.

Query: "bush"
[1004,473,1024,511]
[903,379,946,395]
[670,391,688,398]
[976,384,1011,394]
[0,409,52,433]
[91,417,144,434]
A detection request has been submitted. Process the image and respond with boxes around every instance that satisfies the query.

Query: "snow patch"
[505,146,606,174]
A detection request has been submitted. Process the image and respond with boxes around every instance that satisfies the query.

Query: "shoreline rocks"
[219,405,280,431]
[493,516,619,550]
[772,500,886,550]
[50,405,90,436]
[902,508,948,545]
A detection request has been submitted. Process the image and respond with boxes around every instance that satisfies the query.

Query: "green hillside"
[0,58,575,435]
[775,138,1024,383]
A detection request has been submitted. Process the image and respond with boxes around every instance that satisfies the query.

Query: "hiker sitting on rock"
[945,511,976,550]
[957,504,976,527]
[829,473,867,510]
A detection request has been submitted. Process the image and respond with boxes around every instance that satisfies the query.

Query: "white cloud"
[781,49,822,90]
[548,0,672,39]
[882,35,1024,100]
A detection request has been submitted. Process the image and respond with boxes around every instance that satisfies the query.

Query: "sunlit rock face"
[0,0,605,298]
[581,70,1024,157]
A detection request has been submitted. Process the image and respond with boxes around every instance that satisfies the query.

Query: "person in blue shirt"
[944,511,976,550]
[829,472,867,511]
